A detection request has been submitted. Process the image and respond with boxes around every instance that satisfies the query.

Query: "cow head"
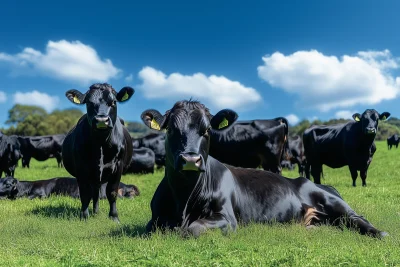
[141,100,238,172]
[0,177,18,199]
[65,83,134,131]
[352,109,390,135]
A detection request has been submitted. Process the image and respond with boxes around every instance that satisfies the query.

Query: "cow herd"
[0,83,394,239]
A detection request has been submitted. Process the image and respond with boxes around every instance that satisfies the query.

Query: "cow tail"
[278,117,290,160]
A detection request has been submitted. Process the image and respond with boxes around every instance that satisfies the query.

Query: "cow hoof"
[352,184,356,187]
[109,216,120,223]
[362,184,367,187]
[379,231,389,238]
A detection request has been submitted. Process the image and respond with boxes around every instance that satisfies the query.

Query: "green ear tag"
[382,116,386,121]
[121,92,129,101]
[150,118,160,130]
[218,118,229,129]
[73,96,80,104]
[355,117,360,122]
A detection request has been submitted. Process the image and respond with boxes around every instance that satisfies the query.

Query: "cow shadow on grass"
[108,224,149,238]
[29,203,79,220]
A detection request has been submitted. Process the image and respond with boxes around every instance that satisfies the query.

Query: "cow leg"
[305,162,311,180]
[360,166,369,187]
[77,181,91,220]
[310,164,322,184]
[183,214,235,238]
[92,184,100,214]
[106,181,120,223]
[349,166,358,187]
[298,163,305,177]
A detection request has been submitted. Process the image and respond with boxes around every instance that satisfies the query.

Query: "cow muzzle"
[94,116,112,129]
[179,153,204,172]
[365,127,376,135]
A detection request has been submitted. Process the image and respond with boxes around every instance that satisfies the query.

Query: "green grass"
[1,140,400,266]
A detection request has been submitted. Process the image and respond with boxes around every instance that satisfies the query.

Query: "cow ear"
[379,112,390,121]
[141,109,166,131]
[66,90,86,105]
[210,109,238,130]
[352,113,361,122]
[116,87,135,102]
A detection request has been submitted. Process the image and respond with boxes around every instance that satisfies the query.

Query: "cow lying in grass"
[141,100,387,238]
[0,177,139,200]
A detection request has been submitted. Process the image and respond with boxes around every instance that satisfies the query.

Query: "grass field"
[1,140,400,266]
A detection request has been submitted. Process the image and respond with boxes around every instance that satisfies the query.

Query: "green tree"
[6,104,47,125]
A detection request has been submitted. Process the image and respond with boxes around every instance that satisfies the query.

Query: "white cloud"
[0,40,121,84]
[335,110,356,120]
[257,49,400,112]
[125,74,133,83]
[286,114,300,125]
[0,91,6,103]
[137,66,262,110]
[13,91,60,112]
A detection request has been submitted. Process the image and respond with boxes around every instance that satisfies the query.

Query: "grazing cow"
[132,133,166,167]
[303,109,390,187]
[0,133,22,177]
[0,177,139,200]
[387,134,399,150]
[125,147,155,174]
[62,83,134,222]
[18,134,65,168]
[208,118,289,174]
[288,135,306,176]
[141,100,386,238]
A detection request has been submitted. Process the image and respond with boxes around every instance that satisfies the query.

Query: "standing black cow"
[18,134,65,168]
[0,133,22,177]
[62,83,134,222]
[288,135,306,176]
[387,134,399,150]
[141,100,386,238]
[208,118,289,174]
[303,109,390,187]
[125,147,155,174]
[132,133,166,167]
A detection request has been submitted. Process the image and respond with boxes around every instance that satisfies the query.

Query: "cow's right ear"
[210,109,238,130]
[352,113,361,122]
[66,90,86,105]
[141,109,165,131]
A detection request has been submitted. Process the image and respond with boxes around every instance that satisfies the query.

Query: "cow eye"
[108,101,116,107]
[203,127,211,137]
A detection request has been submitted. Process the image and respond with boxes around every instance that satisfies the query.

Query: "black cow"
[288,135,306,176]
[303,109,390,187]
[18,134,65,168]
[0,133,22,177]
[62,83,134,222]
[208,118,289,174]
[141,100,386,238]
[0,177,140,200]
[387,134,399,150]
[125,147,155,174]
[132,133,166,167]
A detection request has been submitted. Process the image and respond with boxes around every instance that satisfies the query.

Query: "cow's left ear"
[210,109,238,130]
[379,112,390,121]
[141,109,166,131]
[116,87,135,102]
[352,113,361,122]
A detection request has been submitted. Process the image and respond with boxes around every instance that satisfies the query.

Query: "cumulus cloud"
[0,40,121,84]
[335,110,356,120]
[257,49,400,112]
[13,91,60,112]
[0,91,6,103]
[286,114,300,125]
[137,66,262,110]
[125,74,133,83]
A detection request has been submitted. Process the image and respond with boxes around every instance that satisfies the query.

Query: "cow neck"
[90,127,114,148]
[16,181,33,198]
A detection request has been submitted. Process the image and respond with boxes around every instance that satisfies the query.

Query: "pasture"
[1,141,400,266]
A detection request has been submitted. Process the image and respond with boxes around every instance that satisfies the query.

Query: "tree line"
[1,104,399,140]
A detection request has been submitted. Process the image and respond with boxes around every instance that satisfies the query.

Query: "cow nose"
[366,127,376,134]
[95,116,110,128]
[180,153,203,171]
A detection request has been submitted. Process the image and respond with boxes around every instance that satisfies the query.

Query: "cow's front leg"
[349,166,358,187]
[92,184,100,214]
[184,214,235,238]
[77,181,92,220]
[106,179,120,223]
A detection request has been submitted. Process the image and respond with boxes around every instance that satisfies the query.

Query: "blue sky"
[1,0,400,128]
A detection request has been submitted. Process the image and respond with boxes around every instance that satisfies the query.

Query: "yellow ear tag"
[73,96,80,104]
[150,118,160,130]
[121,92,129,101]
[355,117,360,122]
[382,116,386,121]
[218,118,229,129]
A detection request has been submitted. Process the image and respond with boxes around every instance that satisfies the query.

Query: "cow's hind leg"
[106,181,120,223]
[349,166,358,187]
[183,214,236,238]
[310,164,322,184]
[77,181,91,220]
[92,184,100,214]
